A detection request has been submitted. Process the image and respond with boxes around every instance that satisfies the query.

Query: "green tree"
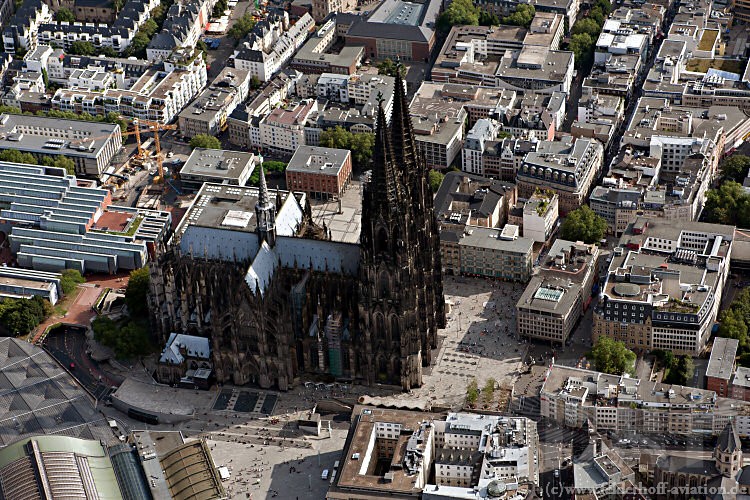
[560,205,607,243]
[69,41,97,56]
[250,75,261,90]
[719,154,750,183]
[589,6,605,26]
[377,58,406,78]
[189,134,222,150]
[262,160,287,174]
[125,267,150,318]
[92,317,150,359]
[319,126,375,167]
[53,156,76,175]
[0,296,51,336]
[0,149,38,165]
[55,7,76,22]
[438,0,479,31]
[466,378,479,406]
[59,269,85,295]
[739,352,750,368]
[482,377,496,405]
[98,46,118,57]
[41,68,49,88]
[663,355,694,385]
[502,4,536,27]
[718,309,748,351]
[568,33,595,70]
[703,181,750,227]
[479,10,500,26]
[428,170,445,192]
[349,131,375,166]
[227,13,256,42]
[589,336,636,375]
[212,0,227,16]
[572,18,601,37]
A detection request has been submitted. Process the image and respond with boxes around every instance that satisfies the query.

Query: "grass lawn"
[686,58,746,74]
[53,286,82,317]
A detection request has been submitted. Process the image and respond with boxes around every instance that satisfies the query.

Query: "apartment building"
[462,119,502,176]
[517,240,599,345]
[516,136,604,215]
[0,163,170,273]
[311,0,355,21]
[0,113,121,177]
[147,0,216,60]
[706,338,739,398]
[540,364,750,436]
[52,49,207,124]
[259,100,318,154]
[592,218,734,355]
[286,145,352,200]
[45,50,152,88]
[178,67,251,138]
[231,10,314,82]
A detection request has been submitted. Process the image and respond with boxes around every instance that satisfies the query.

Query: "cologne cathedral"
[149,74,445,391]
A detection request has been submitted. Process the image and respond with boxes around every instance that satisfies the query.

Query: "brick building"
[706,337,738,397]
[286,145,352,200]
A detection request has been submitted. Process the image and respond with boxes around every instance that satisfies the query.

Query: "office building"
[516,136,603,215]
[179,148,259,191]
[328,407,539,500]
[291,17,363,75]
[593,218,734,355]
[286,145,352,200]
[522,190,559,243]
[458,226,534,282]
[0,113,121,178]
[540,364,750,435]
[259,100,318,154]
[517,240,599,344]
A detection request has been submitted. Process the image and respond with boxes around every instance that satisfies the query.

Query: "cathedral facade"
[149,75,445,391]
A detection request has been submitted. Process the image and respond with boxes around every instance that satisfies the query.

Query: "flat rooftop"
[309,179,363,244]
[287,145,350,175]
[334,406,438,494]
[0,113,119,158]
[706,337,739,381]
[180,148,258,181]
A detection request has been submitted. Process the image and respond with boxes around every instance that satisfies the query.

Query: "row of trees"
[437,0,528,31]
[60,269,85,295]
[124,0,174,58]
[719,154,750,183]
[319,126,375,167]
[0,106,127,133]
[67,41,119,58]
[718,289,750,367]
[567,0,612,70]
[0,149,77,175]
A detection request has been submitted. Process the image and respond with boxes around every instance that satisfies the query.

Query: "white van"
[321,469,329,480]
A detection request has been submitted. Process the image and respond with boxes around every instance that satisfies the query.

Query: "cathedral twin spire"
[370,67,421,214]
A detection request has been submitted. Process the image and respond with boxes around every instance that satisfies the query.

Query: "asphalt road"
[43,326,121,402]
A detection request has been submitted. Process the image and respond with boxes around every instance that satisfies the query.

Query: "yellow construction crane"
[130,119,178,184]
